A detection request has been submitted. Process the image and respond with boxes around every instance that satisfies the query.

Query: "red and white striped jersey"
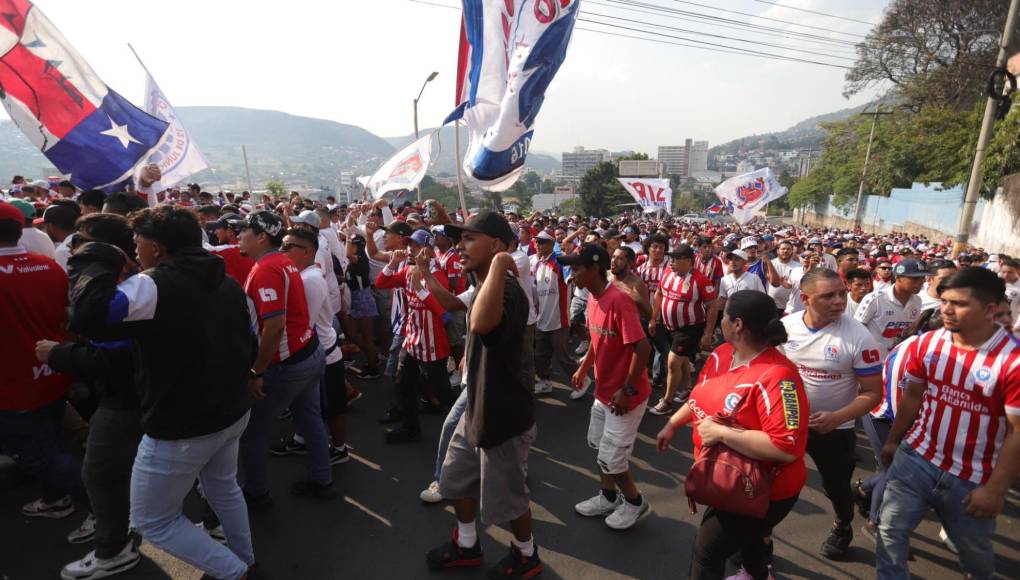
[695,254,725,285]
[637,258,669,295]
[658,269,718,331]
[871,335,918,421]
[375,263,450,362]
[435,247,464,294]
[903,327,1020,485]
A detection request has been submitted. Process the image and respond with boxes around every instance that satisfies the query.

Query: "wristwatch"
[249,368,264,380]
[622,383,637,396]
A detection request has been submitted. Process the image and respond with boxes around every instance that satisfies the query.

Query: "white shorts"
[586,398,647,475]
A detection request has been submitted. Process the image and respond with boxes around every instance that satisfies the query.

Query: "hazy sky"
[5,0,889,155]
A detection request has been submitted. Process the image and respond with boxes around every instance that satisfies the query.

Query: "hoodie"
[68,243,255,440]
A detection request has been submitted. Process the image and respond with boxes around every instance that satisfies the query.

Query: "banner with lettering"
[617,177,672,214]
[713,167,788,225]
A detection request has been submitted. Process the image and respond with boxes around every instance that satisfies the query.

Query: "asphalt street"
[2,370,1019,580]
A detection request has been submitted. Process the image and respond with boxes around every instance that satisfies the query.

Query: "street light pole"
[953,0,1020,257]
[413,71,438,204]
[852,105,891,230]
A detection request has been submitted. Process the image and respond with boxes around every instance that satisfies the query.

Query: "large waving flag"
[714,168,788,225]
[444,0,579,191]
[617,177,672,214]
[131,46,209,192]
[365,134,433,200]
[0,1,168,191]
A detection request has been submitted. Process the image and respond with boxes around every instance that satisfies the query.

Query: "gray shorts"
[438,415,536,524]
[569,295,588,326]
[371,286,392,319]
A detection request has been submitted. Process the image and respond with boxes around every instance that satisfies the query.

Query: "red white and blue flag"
[445,0,579,191]
[713,167,788,225]
[0,0,168,191]
[705,203,724,215]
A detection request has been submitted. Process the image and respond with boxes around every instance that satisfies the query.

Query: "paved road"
[2,371,1019,580]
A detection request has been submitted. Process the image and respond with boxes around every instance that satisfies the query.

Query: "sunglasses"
[877,266,892,270]
[281,242,311,252]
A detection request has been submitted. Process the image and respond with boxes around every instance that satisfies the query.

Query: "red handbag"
[684,395,777,518]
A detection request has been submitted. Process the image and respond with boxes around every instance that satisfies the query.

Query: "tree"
[616,152,649,161]
[844,0,1017,111]
[507,180,535,212]
[523,171,542,190]
[557,197,583,215]
[265,179,286,198]
[579,161,631,217]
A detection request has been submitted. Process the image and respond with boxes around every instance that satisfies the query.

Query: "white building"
[736,160,756,175]
[619,159,663,177]
[532,192,580,212]
[561,147,609,181]
[658,142,690,177]
[689,141,709,174]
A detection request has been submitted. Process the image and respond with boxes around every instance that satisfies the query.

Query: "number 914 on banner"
[617,178,673,214]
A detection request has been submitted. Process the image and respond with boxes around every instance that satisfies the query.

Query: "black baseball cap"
[666,245,695,260]
[230,210,285,238]
[893,259,929,278]
[380,221,414,237]
[214,212,243,230]
[444,209,515,247]
[556,243,610,269]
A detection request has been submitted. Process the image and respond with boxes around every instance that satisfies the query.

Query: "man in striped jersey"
[647,245,719,416]
[877,268,1020,580]
[695,236,724,287]
[375,231,450,444]
[637,234,670,388]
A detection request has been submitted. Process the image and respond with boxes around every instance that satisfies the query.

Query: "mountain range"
[0,104,863,191]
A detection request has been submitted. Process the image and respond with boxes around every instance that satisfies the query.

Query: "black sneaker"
[426,529,484,570]
[853,479,872,519]
[360,369,381,380]
[329,445,350,465]
[378,407,403,425]
[270,436,307,456]
[243,490,274,512]
[278,408,292,420]
[386,427,422,444]
[487,544,542,579]
[820,523,853,560]
[290,480,337,500]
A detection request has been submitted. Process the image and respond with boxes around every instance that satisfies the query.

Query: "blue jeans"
[860,415,891,523]
[434,387,469,481]
[385,332,403,378]
[240,346,329,496]
[0,398,88,506]
[876,444,996,580]
[130,412,253,580]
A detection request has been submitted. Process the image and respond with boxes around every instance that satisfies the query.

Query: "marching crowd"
[2,170,1020,580]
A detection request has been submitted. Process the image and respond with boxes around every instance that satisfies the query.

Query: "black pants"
[82,406,144,558]
[806,428,857,526]
[396,350,449,433]
[690,495,799,580]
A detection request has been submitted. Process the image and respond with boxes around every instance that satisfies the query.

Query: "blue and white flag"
[444,0,579,191]
[0,0,168,191]
[136,49,209,193]
[714,168,788,225]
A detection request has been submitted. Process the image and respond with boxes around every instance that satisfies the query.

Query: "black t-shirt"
[465,273,533,448]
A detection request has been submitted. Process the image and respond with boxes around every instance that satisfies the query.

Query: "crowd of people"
[2,168,1019,580]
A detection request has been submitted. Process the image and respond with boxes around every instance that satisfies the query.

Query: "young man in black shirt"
[425,210,541,579]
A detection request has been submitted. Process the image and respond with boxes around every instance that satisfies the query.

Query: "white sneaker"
[68,512,96,544]
[605,498,650,530]
[22,495,74,519]
[570,376,592,400]
[61,540,140,580]
[939,526,958,554]
[725,566,774,580]
[420,480,444,503]
[574,340,590,356]
[195,521,227,544]
[534,380,553,395]
[574,492,622,517]
[648,398,674,415]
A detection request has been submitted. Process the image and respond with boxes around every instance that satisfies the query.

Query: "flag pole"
[241,144,254,194]
[126,43,156,79]
[454,120,468,220]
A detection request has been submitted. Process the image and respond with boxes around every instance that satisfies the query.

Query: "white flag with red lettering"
[617,178,672,214]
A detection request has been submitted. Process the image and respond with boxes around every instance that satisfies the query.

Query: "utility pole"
[954,0,1020,257]
[852,105,892,230]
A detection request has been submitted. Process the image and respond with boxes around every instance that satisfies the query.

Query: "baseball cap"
[213,212,243,229]
[666,245,695,260]
[380,221,414,237]
[406,213,423,224]
[291,210,321,227]
[605,228,622,239]
[42,203,80,228]
[430,225,452,239]
[0,201,24,224]
[535,230,555,243]
[893,259,929,278]
[556,243,610,268]
[739,236,758,250]
[408,229,434,247]
[231,210,285,238]
[624,225,639,235]
[444,209,515,247]
[728,249,750,261]
[8,198,35,221]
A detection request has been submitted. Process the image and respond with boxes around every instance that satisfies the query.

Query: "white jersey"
[919,285,941,312]
[512,247,539,326]
[846,296,862,318]
[719,271,766,300]
[781,312,884,430]
[300,265,341,365]
[853,286,923,355]
[314,232,341,314]
[873,277,893,293]
[784,268,811,315]
[19,227,54,258]
[1005,280,1020,331]
[768,258,800,310]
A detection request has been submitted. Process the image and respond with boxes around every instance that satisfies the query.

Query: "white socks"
[457,520,477,548]
[512,536,535,557]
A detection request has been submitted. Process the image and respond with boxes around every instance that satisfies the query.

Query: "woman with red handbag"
[656,290,810,580]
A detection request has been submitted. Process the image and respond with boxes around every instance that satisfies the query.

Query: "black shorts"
[669,323,705,357]
[320,359,348,418]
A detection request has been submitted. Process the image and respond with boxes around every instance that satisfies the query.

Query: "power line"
[751,0,875,27]
[666,0,869,39]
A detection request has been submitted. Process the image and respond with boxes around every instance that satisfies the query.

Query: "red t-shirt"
[688,344,810,500]
[210,244,255,285]
[586,283,652,406]
[244,251,313,364]
[0,247,72,410]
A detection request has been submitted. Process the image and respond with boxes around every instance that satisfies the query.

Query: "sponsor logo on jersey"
[824,346,839,361]
[780,380,800,429]
[724,392,741,412]
[258,287,278,302]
